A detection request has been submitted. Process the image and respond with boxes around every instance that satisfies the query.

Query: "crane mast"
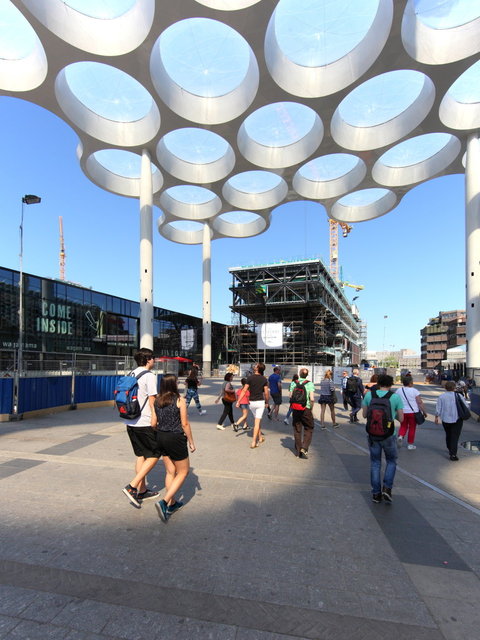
[59,216,66,281]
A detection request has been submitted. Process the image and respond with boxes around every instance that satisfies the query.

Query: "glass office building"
[0,266,226,362]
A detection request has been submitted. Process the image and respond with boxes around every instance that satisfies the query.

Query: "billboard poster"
[181,328,195,351]
[257,323,283,349]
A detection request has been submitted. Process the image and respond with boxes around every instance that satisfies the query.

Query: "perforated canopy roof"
[1,0,479,244]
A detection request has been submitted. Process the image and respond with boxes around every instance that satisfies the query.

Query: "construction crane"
[329,219,364,291]
[329,219,352,280]
[59,216,66,281]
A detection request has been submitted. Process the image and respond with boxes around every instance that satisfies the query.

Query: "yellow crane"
[329,219,364,291]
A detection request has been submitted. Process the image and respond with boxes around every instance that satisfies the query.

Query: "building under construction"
[230,258,361,366]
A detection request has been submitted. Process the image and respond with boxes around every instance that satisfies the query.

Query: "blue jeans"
[368,434,397,494]
[185,388,202,411]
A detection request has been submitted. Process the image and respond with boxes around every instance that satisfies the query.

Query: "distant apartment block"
[420,310,466,369]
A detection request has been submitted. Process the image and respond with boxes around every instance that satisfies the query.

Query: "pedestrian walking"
[435,380,468,461]
[215,372,236,430]
[340,370,350,410]
[395,375,427,450]
[184,367,206,416]
[234,378,250,431]
[318,369,338,428]
[290,368,315,459]
[236,363,269,449]
[267,366,282,420]
[347,368,364,423]
[153,374,196,523]
[122,348,161,508]
[362,374,404,503]
[284,373,298,424]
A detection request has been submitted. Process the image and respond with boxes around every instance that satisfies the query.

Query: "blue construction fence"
[0,374,162,417]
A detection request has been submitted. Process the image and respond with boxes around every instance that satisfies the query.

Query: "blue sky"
[1,96,465,353]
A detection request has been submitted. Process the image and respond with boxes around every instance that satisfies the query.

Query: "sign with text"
[257,323,283,350]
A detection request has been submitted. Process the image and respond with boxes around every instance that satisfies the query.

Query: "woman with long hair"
[152,374,196,522]
[318,370,338,428]
[215,372,236,430]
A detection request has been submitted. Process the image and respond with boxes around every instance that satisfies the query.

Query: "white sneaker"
[199,409,206,415]
[397,436,403,448]
[216,424,225,430]
[407,444,416,450]
[283,418,289,424]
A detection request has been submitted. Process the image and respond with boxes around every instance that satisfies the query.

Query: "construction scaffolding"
[230,258,361,366]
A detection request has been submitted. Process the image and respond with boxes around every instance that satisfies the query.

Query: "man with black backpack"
[289,368,315,459]
[346,367,364,423]
[122,348,160,508]
[362,374,403,504]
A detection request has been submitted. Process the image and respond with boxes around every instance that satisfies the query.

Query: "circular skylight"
[85,149,163,197]
[440,60,480,130]
[21,0,154,56]
[213,211,269,237]
[402,0,480,64]
[56,62,160,146]
[373,133,460,186]
[331,70,435,150]
[332,188,396,222]
[0,1,47,91]
[223,171,288,209]
[265,0,393,97]
[157,128,235,183]
[159,186,221,220]
[238,102,323,167]
[159,219,207,245]
[150,18,259,124]
[194,0,262,9]
[293,154,366,199]
[64,0,136,19]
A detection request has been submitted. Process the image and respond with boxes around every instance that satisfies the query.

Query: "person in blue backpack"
[122,348,161,508]
[362,374,403,504]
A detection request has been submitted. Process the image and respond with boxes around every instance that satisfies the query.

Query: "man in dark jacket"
[347,368,364,423]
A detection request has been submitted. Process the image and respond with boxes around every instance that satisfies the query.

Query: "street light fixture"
[12,194,41,419]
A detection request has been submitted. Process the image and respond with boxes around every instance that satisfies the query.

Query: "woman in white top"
[395,375,427,450]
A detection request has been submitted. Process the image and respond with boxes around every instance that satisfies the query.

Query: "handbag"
[402,388,425,425]
[455,392,471,421]
[223,387,236,403]
[331,391,338,404]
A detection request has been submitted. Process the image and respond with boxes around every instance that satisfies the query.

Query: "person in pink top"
[234,377,250,431]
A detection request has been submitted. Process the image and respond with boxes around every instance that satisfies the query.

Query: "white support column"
[139,149,153,350]
[466,133,480,369]
[202,223,212,377]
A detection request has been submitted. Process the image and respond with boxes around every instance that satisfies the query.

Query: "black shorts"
[126,426,161,459]
[271,393,282,405]
[156,431,188,461]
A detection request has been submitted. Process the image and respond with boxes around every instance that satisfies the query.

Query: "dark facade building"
[420,310,465,369]
[230,258,361,366]
[0,266,226,366]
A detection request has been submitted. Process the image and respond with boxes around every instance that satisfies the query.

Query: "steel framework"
[230,258,360,365]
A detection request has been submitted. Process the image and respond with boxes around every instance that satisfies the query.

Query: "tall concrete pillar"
[139,149,153,350]
[202,223,212,376]
[466,133,480,369]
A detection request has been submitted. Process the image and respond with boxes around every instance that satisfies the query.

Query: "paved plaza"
[1,380,480,640]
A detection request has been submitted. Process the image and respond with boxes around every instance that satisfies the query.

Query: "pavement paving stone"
[3,618,71,639]
[0,615,20,639]
[1,380,480,638]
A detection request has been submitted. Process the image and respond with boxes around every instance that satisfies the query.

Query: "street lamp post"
[12,194,41,419]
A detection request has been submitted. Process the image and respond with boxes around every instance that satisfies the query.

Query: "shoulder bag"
[402,388,425,425]
[455,392,471,421]
[223,384,236,403]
